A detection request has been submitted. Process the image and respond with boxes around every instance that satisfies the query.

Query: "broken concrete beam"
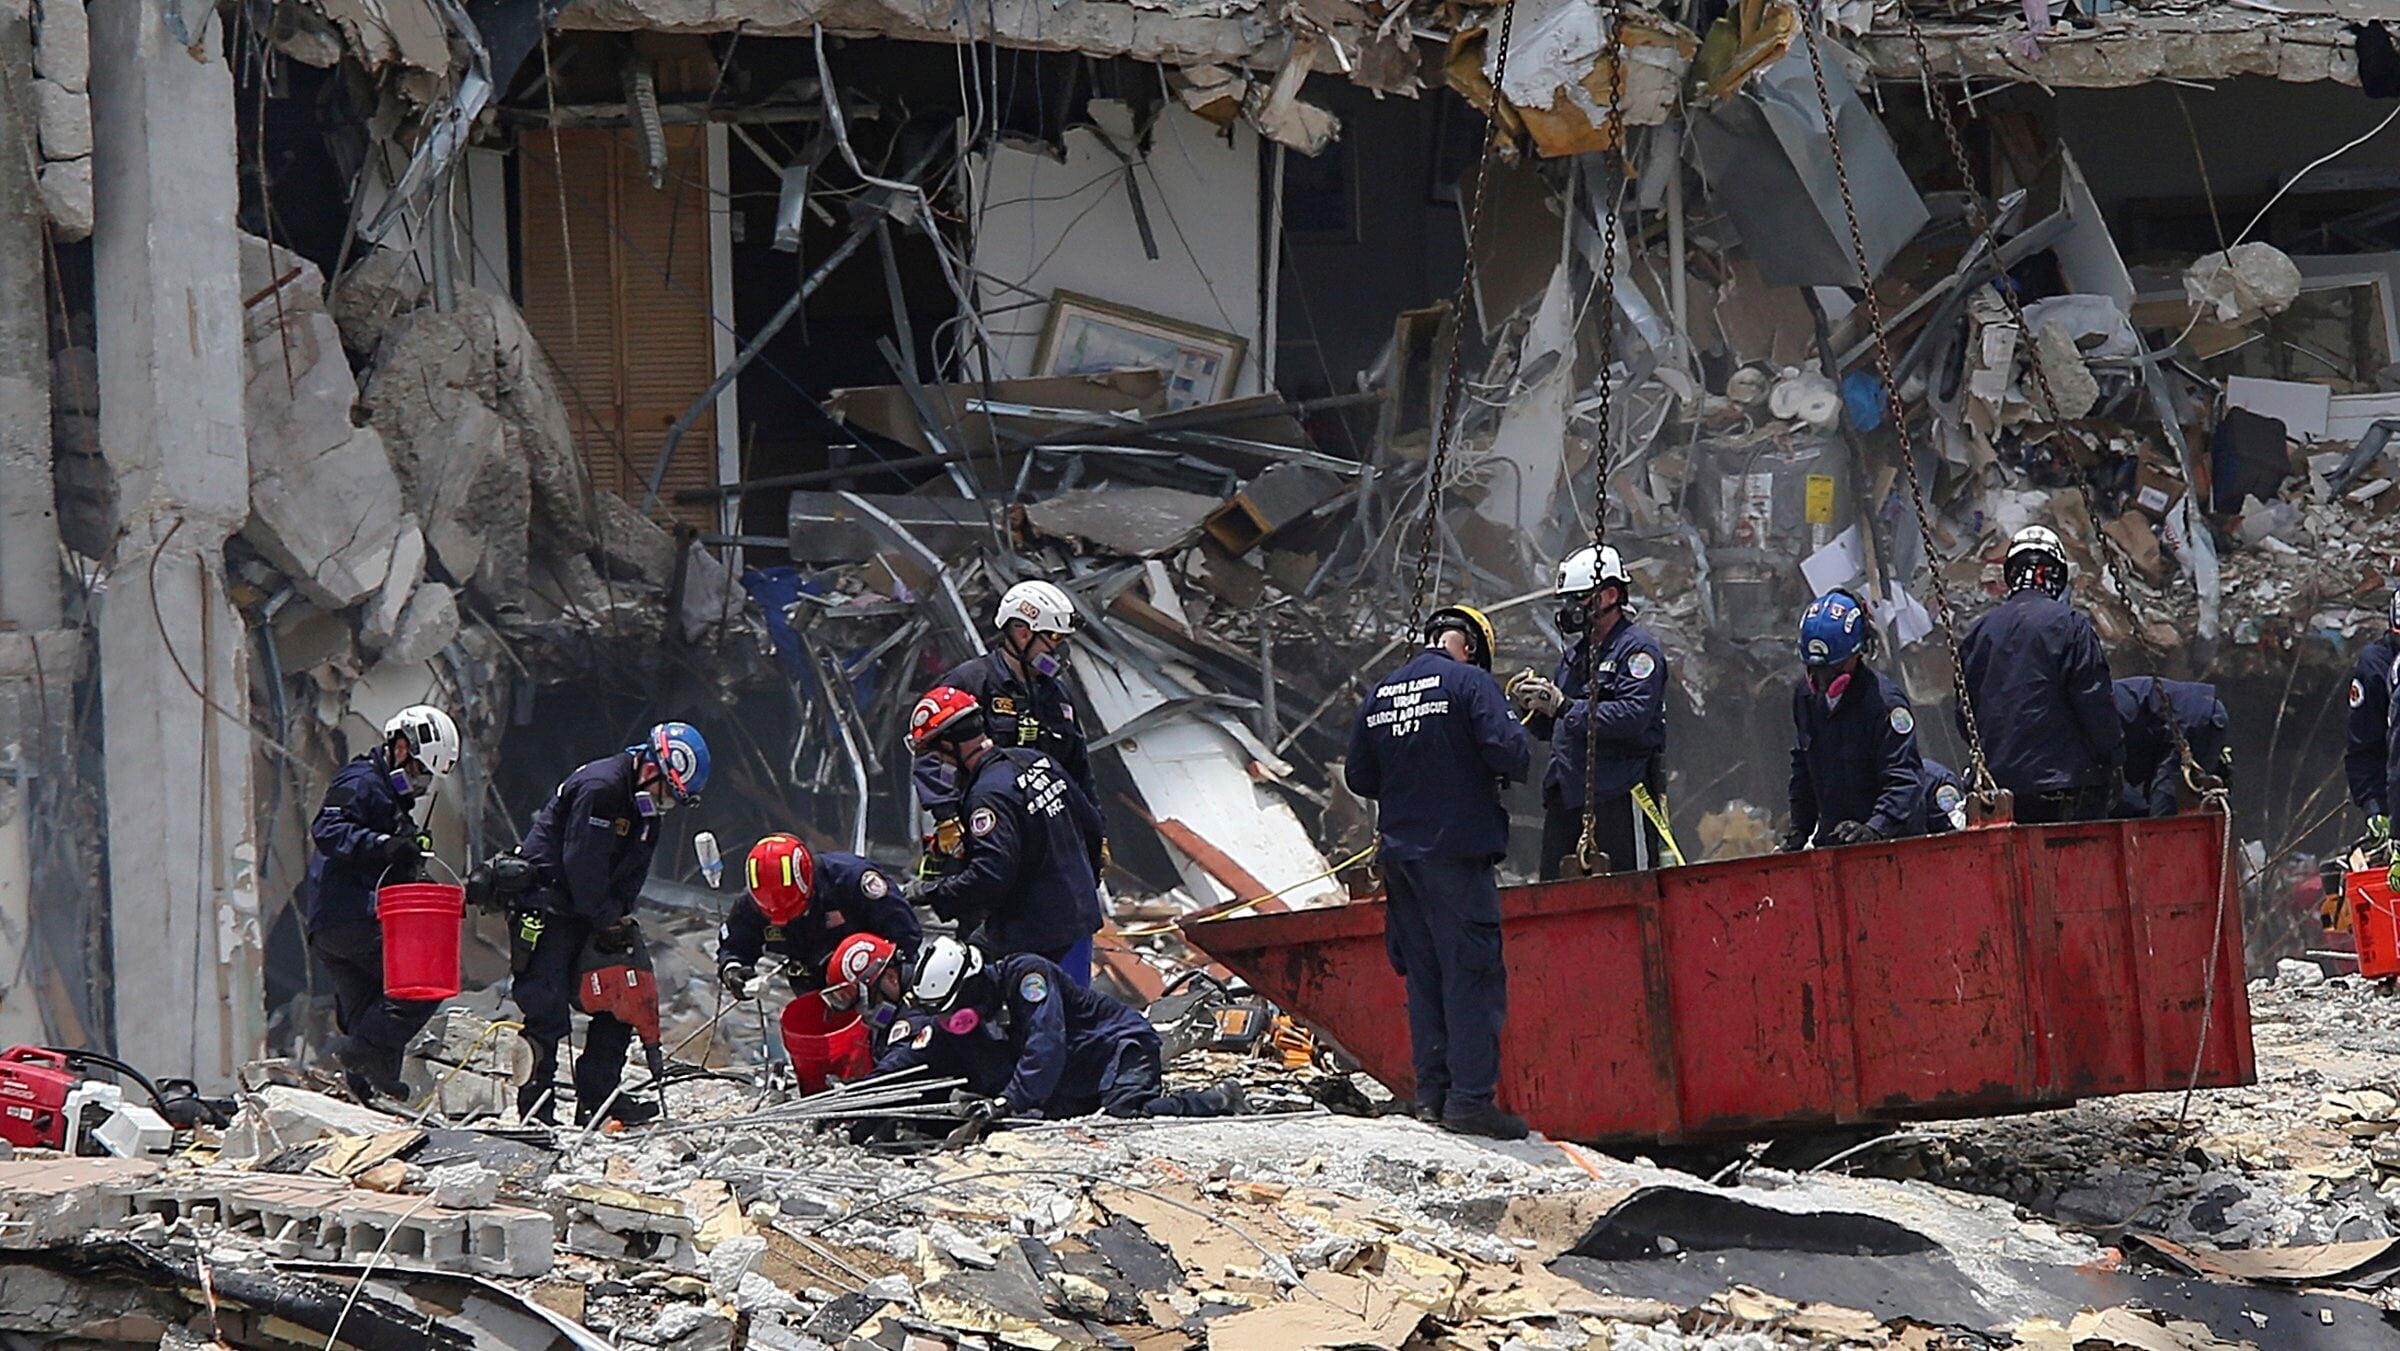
[33,77,87,158]
[0,1157,154,1247]
[35,155,88,239]
[240,235,413,607]
[381,579,458,666]
[1203,464,1345,556]
[358,519,425,651]
[33,0,87,92]
[219,1084,406,1161]
[593,491,677,588]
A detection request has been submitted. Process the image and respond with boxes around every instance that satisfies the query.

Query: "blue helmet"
[1797,592,1867,668]
[632,721,711,803]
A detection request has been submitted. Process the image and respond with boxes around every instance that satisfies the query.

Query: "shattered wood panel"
[517,126,718,530]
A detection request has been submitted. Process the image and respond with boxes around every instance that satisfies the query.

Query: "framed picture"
[1032,291,1247,410]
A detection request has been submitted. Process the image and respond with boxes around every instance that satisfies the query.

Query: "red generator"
[0,1047,80,1149]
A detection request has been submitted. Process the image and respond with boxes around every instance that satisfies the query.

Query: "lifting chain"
[1792,15,1998,800]
[1406,0,1524,636]
[1886,15,2150,642]
[1577,0,1633,870]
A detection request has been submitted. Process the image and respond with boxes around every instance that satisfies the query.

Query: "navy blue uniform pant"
[511,914,635,1120]
[308,920,439,1074]
[1381,856,1506,1116]
[1083,1037,1234,1118]
[1539,793,1661,880]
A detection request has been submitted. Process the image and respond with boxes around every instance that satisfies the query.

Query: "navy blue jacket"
[925,653,1097,815]
[1788,664,1929,842]
[717,853,921,990]
[520,753,660,927]
[1529,621,1668,808]
[1922,759,1967,833]
[1957,589,2121,796]
[2114,677,2225,818]
[2349,633,2400,815]
[916,748,1104,957]
[872,953,1155,1114]
[302,751,418,932]
[1345,649,1532,863]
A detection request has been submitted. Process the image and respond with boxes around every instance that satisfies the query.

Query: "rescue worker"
[822,932,907,1021]
[864,937,1242,1128]
[717,834,921,1001]
[1511,545,1669,877]
[302,704,462,1103]
[1781,592,1930,850]
[2113,677,2230,818]
[1922,759,1969,834]
[901,687,1105,986]
[928,581,1098,817]
[1956,526,2122,823]
[1346,603,1534,1140]
[2346,593,2400,841]
[512,722,710,1127]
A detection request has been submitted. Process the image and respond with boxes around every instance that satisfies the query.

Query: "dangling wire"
[1792,14,1996,799]
[1577,0,1632,870]
[1406,0,1523,636]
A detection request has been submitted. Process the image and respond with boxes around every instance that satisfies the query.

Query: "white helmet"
[994,580,1076,636]
[2004,525,2069,598]
[907,936,984,1014]
[383,704,461,776]
[1555,545,1631,598]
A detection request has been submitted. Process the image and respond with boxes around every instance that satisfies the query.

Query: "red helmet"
[826,932,899,995]
[745,834,814,924]
[906,686,983,755]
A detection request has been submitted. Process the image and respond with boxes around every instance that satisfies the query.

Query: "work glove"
[2370,814,2391,845]
[722,963,761,1001]
[1827,819,1884,845]
[379,833,421,866]
[1512,677,1566,717]
[903,876,936,906]
[963,1094,1007,1125]
[1778,828,1811,854]
[595,917,639,955]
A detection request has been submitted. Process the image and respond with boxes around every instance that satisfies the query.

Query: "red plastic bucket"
[2349,869,2400,980]
[781,992,872,1093]
[377,882,466,1000]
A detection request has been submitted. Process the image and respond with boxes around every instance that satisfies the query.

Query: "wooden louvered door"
[517,125,721,529]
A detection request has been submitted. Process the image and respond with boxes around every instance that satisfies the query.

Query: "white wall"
[968,102,1265,398]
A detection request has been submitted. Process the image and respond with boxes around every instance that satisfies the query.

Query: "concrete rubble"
[3,973,2398,1347]
[32,0,2400,1343]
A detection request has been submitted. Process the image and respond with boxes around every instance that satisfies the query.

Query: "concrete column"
[90,0,261,1086]
[0,5,61,633]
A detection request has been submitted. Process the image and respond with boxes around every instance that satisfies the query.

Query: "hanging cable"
[1797,17,1996,799]
[1406,0,1523,635]
[1577,0,1633,871]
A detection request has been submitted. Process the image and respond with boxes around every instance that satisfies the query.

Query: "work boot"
[576,1096,660,1129]
[1441,1104,1530,1141]
[335,1041,408,1106]
[517,1083,558,1127]
[1151,1080,1247,1118]
[1410,1102,1443,1124]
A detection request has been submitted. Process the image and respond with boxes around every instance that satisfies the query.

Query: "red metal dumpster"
[1184,814,2253,1143]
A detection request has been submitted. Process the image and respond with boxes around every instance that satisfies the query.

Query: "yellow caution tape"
[1631,785,1687,868]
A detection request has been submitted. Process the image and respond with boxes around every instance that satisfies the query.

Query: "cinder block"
[0,1157,151,1247]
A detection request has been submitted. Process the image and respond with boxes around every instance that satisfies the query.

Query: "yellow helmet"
[1425,604,1497,670]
